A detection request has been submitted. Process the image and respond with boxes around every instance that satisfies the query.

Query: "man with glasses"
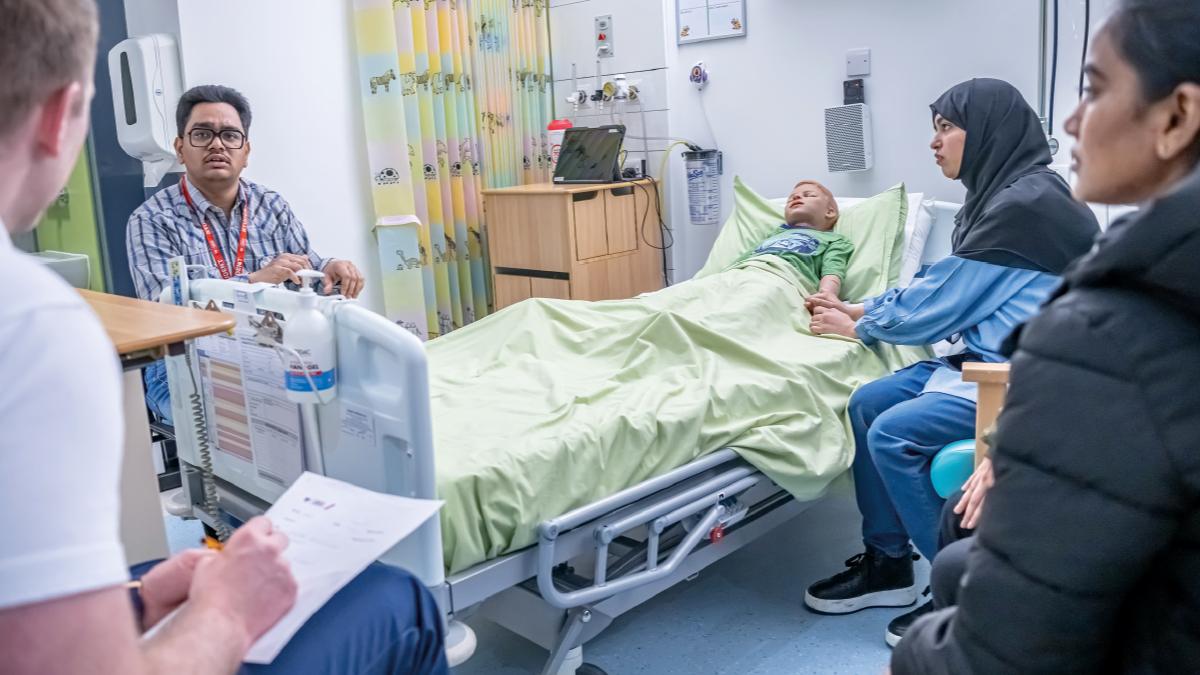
[127,85,364,423]
[128,84,364,298]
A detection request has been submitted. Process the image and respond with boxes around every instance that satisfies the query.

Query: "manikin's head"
[784,180,839,231]
[0,0,99,234]
[174,85,254,192]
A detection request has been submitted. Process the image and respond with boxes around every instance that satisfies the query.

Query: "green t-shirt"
[732,225,855,285]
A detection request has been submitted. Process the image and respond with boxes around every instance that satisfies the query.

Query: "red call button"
[598,33,606,40]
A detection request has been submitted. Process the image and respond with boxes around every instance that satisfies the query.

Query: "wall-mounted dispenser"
[108,34,184,186]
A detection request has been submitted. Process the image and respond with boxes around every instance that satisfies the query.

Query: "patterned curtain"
[353,0,552,340]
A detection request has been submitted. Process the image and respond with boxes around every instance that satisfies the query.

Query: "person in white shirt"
[0,1,445,673]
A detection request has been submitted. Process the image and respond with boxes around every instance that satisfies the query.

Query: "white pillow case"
[898,197,935,286]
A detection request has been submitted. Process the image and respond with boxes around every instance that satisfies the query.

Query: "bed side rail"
[536,449,762,609]
[539,448,741,537]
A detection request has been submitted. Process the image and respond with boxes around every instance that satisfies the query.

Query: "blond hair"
[0,0,99,137]
[794,180,839,227]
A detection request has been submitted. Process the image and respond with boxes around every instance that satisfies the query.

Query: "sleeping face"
[784,181,839,230]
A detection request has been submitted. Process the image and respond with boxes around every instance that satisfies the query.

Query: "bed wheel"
[576,664,608,675]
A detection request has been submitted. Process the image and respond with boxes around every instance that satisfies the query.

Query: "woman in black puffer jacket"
[893,1,1200,672]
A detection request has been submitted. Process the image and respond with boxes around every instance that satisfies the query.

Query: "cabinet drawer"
[530,277,570,299]
[604,186,639,254]
[493,272,571,310]
[493,274,533,309]
[573,192,608,260]
[487,194,570,272]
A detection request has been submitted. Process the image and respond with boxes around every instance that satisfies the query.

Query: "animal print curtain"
[353,0,552,339]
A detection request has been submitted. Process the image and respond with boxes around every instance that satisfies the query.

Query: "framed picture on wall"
[677,0,746,44]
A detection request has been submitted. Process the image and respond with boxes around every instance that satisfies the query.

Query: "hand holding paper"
[243,472,442,663]
[188,517,298,650]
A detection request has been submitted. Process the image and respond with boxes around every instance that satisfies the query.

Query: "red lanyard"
[180,177,249,280]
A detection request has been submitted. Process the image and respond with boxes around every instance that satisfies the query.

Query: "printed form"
[194,314,305,487]
[245,472,442,663]
[145,473,441,665]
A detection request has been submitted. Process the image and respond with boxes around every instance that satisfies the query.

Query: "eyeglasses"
[187,127,246,149]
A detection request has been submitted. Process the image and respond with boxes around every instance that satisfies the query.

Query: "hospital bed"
[164,195,962,675]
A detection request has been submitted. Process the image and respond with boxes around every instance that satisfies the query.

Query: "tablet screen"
[553,126,624,183]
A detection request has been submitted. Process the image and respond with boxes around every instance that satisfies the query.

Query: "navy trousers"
[131,560,448,675]
[931,490,974,609]
[848,360,976,561]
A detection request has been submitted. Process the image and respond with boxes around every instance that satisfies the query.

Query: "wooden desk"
[962,362,1011,465]
[79,289,235,368]
[80,290,234,563]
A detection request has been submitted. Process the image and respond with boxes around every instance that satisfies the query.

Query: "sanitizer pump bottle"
[284,270,337,403]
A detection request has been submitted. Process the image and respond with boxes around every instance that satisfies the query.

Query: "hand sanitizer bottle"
[284,270,337,403]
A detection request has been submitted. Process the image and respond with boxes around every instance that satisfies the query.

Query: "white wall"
[1047,0,1125,227]
[663,0,1060,277]
[129,0,383,314]
[1048,0,1118,165]
[123,0,179,38]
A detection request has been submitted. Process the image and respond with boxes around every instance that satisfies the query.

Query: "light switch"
[847,48,871,77]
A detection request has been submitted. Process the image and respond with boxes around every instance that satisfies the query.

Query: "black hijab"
[931,78,1098,274]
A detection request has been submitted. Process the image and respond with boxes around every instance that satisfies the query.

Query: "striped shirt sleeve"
[275,195,329,271]
[126,193,188,301]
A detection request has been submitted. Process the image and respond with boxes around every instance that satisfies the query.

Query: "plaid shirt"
[125,176,328,300]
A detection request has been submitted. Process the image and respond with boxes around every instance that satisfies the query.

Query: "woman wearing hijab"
[801,78,1099,644]
[893,1,1200,671]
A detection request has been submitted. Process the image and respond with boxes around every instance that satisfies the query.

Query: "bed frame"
[167,199,962,675]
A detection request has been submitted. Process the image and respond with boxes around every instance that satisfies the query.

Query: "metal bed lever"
[536,458,764,609]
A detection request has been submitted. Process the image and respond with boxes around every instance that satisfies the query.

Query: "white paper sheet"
[145,473,441,665]
[245,472,441,663]
[196,331,255,463]
[677,6,708,41]
[707,1,745,38]
[194,315,305,486]
[235,323,304,487]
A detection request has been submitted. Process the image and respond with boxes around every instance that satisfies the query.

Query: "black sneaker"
[804,550,919,614]
[885,590,933,648]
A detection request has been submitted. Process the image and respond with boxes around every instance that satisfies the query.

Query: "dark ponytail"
[1107,0,1200,103]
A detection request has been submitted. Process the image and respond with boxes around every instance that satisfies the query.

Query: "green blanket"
[428,182,926,572]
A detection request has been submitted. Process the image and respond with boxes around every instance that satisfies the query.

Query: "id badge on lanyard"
[181,177,249,280]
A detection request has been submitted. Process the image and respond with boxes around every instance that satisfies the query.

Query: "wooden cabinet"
[484,179,664,310]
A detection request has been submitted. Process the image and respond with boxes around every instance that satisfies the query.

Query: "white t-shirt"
[0,224,128,609]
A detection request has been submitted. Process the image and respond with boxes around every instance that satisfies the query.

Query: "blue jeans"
[130,561,448,675]
[849,360,976,561]
[144,360,173,425]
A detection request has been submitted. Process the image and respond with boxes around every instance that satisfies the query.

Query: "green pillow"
[693,177,908,301]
